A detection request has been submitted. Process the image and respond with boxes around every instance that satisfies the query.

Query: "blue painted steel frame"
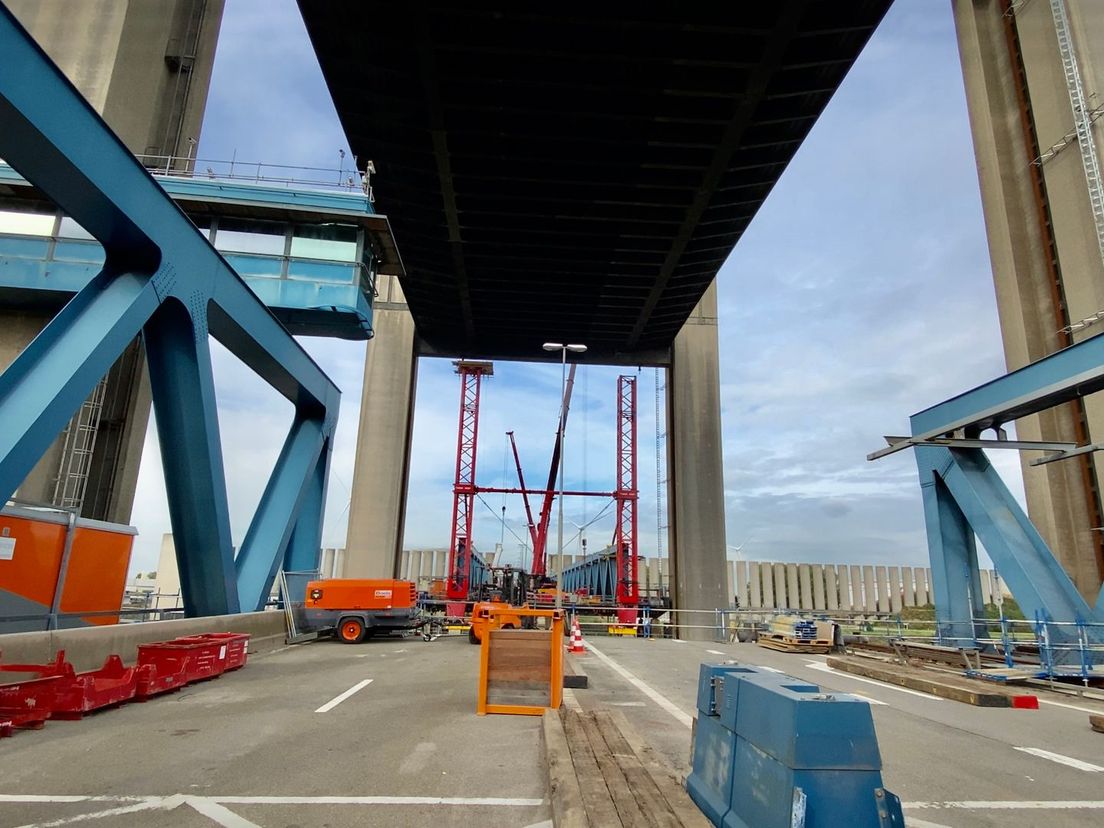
[906,333,1104,652]
[560,553,619,600]
[0,9,339,615]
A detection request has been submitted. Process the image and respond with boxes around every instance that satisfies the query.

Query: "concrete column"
[773,563,787,610]
[979,569,994,607]
[825,566,839,612]
[321,548,335,578]
[850,566,864,611]
[784,564,798,610]
[888,566,902,613]
[901,566,916,607]
[725,560,736,604]
[398,550,409,580]
[916,568,931,606]
[333,548,345,579]
[812,565,826,611]
[667,283,728,636]
[748,562,762,608]
[647,558,660,593]
[875,566,890,613]
[836,566,851,612]
[435,550,448,578]
[410,550,424,584]
[760,562,774,608]
[735,561,749,609]
[344,275,418,578]
[797,565,813,611]
[954,0,1104,601]
[862,567,876,613]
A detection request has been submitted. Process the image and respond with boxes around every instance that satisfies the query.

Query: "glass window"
[290,223,357,262]
[58,216,95,240]
[213,217,286,255]
[0,209,54,236]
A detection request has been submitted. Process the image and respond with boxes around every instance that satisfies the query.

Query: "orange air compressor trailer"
[302,579,422,643]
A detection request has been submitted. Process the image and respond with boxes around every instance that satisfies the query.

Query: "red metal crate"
[191,633,250,671]
[138,637,226,684]
[0,651,71,721]
[134,658,190,700]
[0,707,49,733]
[48,654,138,720]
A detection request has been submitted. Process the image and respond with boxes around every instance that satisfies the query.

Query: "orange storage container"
[304,578,416,611]
[0,504,136,632]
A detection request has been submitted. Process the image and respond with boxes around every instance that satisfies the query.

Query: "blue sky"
[126,0,1022,573]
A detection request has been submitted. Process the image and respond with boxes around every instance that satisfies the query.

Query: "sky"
[125,0,1024,575]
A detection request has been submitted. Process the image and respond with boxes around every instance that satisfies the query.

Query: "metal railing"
[134,153,372,195]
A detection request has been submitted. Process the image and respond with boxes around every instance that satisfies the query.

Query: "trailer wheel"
[337,617,367,644]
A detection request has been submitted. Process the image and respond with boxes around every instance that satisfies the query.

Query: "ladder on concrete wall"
[50,377,108,511]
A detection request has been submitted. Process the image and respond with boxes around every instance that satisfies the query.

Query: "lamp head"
[542,342,563,351]
[566,344,587,353]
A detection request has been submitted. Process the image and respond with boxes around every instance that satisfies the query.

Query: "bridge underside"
[300,2,890,363]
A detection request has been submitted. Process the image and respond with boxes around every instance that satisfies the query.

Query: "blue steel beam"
[0,9,339,616]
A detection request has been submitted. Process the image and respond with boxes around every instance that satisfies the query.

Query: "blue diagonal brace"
[0,272,158,502]
[284,436,333,576]
[235,415,329,611]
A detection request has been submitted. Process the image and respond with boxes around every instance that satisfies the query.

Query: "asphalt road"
[572,635,1104,828]
[0,634,550,828]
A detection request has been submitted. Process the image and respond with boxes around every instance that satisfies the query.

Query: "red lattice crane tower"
[446,361,494,600]
[614,375,639,605]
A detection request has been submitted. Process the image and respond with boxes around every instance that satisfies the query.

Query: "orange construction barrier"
[476,606,563,716]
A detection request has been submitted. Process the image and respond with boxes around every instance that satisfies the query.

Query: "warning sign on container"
[374,589,392,599]
[0,537,14,561]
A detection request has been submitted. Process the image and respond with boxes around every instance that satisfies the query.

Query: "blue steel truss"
[559,553,619,600]
[899,333,1104,657]
[0,8,339,616]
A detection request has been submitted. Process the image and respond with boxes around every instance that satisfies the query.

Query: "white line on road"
[705,649,725,655]
[315,678,374,713]
[905,800,1104,810]
[212,796,546,806]
[609,701,647,707]
[755,664,783,673]
[805,661,943,702]
[1,794,546,811]
[185,797,262,828]
[584,641,694,728]
[1014,747,1104,773]
[1038,698,1104,716]
[842,692,887,706]
[14,795,187,828]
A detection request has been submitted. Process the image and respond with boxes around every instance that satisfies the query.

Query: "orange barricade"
[476,606,563,716]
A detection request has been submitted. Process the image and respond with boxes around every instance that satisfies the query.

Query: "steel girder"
[0,9,339,615]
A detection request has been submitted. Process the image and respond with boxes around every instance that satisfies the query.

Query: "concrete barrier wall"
[0,611,286,672]
[387,550,1006,613]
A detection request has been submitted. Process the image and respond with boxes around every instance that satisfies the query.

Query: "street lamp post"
[543,341,587,610]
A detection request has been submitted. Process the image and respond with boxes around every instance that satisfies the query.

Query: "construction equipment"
[302,578,421,644]
[757,614,835,654]
[468,566,532,644]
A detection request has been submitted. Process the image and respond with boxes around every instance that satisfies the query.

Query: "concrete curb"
[0,612,286,672]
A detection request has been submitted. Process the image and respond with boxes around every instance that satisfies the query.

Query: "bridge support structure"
[0,9,338,616]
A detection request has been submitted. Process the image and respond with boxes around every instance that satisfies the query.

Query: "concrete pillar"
[435,550,448,578]
[411,550,425,584]
[761,562,774,608]
[748,562,762,608]
[344,275,418,578]
[647,558,660,594]
[888,566,902,613]
[773,563,787,610]
[954,0,1104,601]
[321,548,335,579]
[979,569,994,607]
[850,566,864,611]
[901,566,916,607]
[812,565,826,611]
[784,564,798,610]
[837,566,851,612]
[916,568,931,606]
[725,560,736,604]
[875,566,890,613]
[667,283,728,636]
[825,565,839,612]
[735,561,749,609]
[797,565,813,611]
[862,567,876,613]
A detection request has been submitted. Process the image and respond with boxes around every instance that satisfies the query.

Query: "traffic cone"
[568,616,587,654]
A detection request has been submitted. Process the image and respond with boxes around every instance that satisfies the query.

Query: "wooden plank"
[826,656,1020,707]
[606,710,712,828]
[562,710,623,827]
[578,712,649,828]
[592,712,680,828]
[542,710,589,828]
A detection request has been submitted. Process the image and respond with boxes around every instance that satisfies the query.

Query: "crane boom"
[506,431,538,552]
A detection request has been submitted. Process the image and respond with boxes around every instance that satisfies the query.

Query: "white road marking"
[14,795,186,828]
[315,678,373,713]
[1038,698,1104,716]
[609,701,647,707]
[805,661,943,701]
[212,796,545,806]
[841,692,887,706]
[905,800,1104,810]
[905,819,955,828]
[755,664,783,673]
[185,797,261,828]
[705,649,725,655]
[584,641,694,728]
[1014,747,1104,773]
